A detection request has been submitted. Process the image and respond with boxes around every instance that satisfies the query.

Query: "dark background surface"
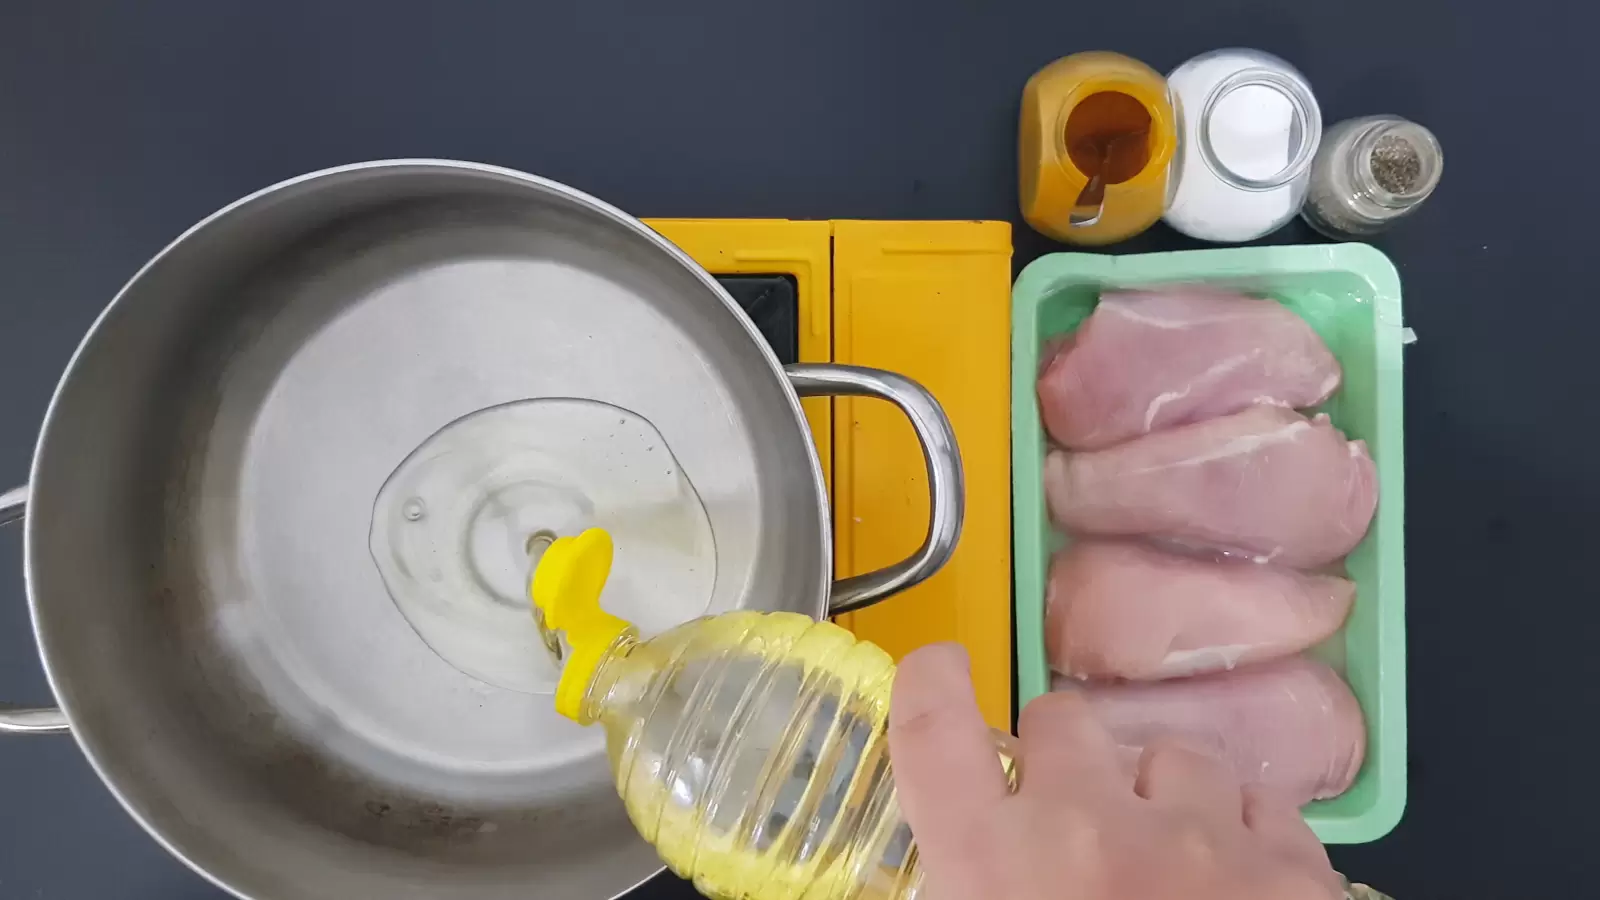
[0,1,1587,897]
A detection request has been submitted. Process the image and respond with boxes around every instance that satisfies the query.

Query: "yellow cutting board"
[646,218,1013,731]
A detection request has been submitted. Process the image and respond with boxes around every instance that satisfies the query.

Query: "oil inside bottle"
[525,528,1021,900]
[369,398,716,693]
[590,612,920,899]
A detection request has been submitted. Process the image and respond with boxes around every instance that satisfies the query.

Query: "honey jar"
[1019,52,1177,245]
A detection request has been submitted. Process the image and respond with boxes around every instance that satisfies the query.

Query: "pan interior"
[367,395,718,695]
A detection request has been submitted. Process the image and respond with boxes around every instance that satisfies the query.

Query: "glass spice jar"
[1301,115,1443,239]
[1163,48,1322,243]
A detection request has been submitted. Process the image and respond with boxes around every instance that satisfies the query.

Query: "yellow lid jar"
[1019,52,1177,245]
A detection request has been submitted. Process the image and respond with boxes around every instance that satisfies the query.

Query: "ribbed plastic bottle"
[531,528,1014,900]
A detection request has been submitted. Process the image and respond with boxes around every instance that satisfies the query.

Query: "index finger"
[888,644,1010,853]
[1242,785,1332,873]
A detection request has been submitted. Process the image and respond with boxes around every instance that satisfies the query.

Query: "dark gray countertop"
[2,1,1590,897]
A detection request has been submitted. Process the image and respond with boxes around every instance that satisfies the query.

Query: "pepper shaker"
[1302,115,1442,239]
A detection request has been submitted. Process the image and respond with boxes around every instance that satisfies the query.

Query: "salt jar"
[1301,115,1443,239]
[1164,49,1322,243]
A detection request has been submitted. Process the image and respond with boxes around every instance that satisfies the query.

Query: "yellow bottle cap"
[530,528,634,721]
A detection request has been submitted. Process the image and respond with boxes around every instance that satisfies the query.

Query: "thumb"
[889,644,1009,877]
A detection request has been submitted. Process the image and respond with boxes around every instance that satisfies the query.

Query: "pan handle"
[786,365,965,616]
[0,484,70,735]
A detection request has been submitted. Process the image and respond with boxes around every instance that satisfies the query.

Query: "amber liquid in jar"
[1065,91,1154,185]
[1019,51,1176,245]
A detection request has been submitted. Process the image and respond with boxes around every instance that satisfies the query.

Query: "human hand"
[888,643,1344,900]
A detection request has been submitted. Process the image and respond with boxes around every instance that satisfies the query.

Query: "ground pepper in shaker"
[1302,115,1443,239]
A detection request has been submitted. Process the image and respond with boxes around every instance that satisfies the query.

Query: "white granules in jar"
[1163,49,1322,243]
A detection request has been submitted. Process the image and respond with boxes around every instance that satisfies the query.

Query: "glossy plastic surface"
[646,219,1013,731]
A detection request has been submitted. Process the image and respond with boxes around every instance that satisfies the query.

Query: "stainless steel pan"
[0,161,962,899]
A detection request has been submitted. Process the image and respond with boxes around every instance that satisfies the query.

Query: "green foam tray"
[1011,244,1407,844]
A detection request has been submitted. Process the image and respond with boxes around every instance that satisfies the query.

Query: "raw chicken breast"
[1045,405,1377,568]
[1064,657,1366,804]
[1046,541,1355,681]
[1037,289,1341,451]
